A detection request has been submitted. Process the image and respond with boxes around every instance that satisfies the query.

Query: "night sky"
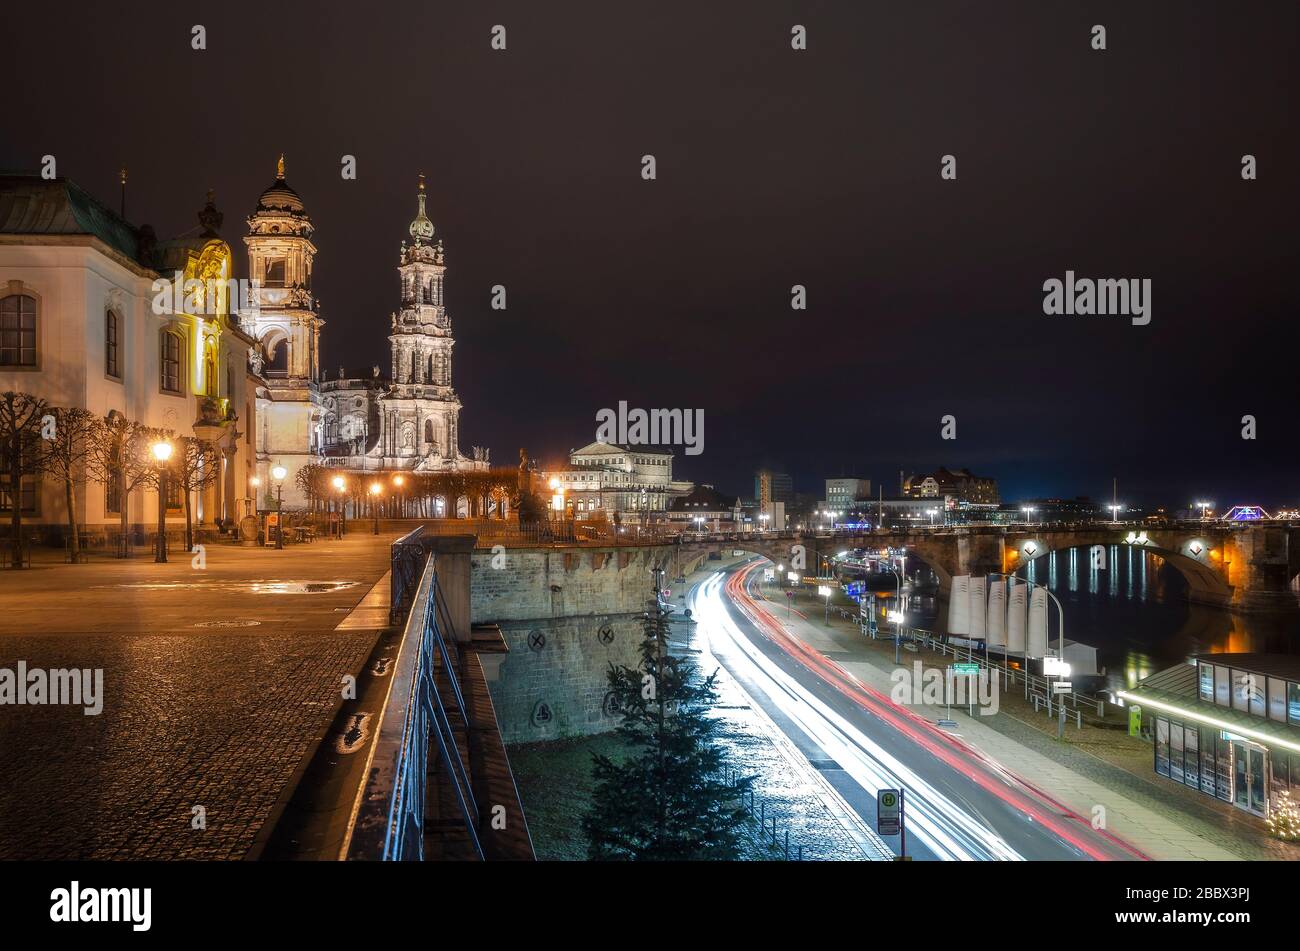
[5,1,1298,506]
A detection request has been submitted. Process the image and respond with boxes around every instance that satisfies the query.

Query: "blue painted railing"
[344,542,482,860]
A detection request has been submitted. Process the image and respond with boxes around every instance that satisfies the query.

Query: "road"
[688,559,1147,861]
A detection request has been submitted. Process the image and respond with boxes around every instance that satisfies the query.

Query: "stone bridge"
[666,523,1300,613]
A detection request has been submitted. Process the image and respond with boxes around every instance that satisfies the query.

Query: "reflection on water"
[897,549,1299,695]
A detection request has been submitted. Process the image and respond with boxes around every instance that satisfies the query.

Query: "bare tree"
[172,436,220,552]
[0,391,49,568]
[39,406,96,561]
[86,412,166,557]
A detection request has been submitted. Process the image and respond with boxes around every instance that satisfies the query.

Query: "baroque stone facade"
[240,164,486,505]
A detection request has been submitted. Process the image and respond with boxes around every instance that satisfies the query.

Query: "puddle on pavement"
[95,580,361,595]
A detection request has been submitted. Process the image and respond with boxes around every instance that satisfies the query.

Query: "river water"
[895,547,1299,695]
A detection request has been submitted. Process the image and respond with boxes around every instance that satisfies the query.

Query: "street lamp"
[369,481,382,534]
[333,475,347,536]
[1195,500,1213,521]
[1107,503,1122,525]
[1021,505,1036,526]
[271,464,287,549]
[151,440,172,563]
[927,507,937,526]
[392,474,404,519]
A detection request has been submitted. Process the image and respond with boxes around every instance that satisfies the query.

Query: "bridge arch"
[1004,531,1234,609]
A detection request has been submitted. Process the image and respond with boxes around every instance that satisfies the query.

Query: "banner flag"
[1027,585,1050,658]
[947,575,971,635]
[986,577,1006,647]
[1006,580,1027,653]
[968,576,987,640]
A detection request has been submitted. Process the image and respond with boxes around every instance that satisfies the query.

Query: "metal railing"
[344,550,482,861]
[390,526,428,624]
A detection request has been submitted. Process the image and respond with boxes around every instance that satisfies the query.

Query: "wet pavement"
[0,534,396,858]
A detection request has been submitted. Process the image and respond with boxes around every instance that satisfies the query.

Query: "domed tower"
[243,155,323,503]
[243,155,321,383]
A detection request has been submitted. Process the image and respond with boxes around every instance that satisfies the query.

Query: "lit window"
[0,294,37,367]
[160,329,183,393]
[105,310,120,378]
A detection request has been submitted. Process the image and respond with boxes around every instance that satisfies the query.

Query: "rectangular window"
[1198,663,1214,702]
[1214,665,1230,707]
[105,311,119,378]
[1215,732,1232,801]
[0,294,37,366]
[165,477,182,513]
[1200,726,1217,797]
[1183,726,1199,789]
[1272,752,1289,796]
[1289,683,1300,726]
[1169,719,1185,784]
[0,475,38,514]
[1155,717,1170,777]
[1231,670,1248,711]
[105,471,122,515]
[1269,677,1288,723]
[264,259,286,286]
[161,331,182,393]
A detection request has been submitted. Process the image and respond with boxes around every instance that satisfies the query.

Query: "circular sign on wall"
[527,630,546,652]
[597,624,615,645]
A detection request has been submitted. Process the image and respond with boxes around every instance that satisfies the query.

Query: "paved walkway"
[766,582,1300,861]
[0,534,397,859]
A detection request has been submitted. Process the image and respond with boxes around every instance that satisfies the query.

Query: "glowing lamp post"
[152,440,173,563]
[1021,505,1036,526]
[369,482,382,534]
[1108,503,1122,525]
[392,474,405,519]
[271,464,288,549]
[333,475,347,536]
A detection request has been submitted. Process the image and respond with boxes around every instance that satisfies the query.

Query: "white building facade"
[0,175,257,538]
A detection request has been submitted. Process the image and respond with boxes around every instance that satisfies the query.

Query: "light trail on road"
[689,561,1148,861]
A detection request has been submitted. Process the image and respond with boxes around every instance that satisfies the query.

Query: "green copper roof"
[0,174,140,262]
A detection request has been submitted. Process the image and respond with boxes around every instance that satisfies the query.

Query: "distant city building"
[539,441,692,522]
[824,477,871,510]
[904,467,999,505]
[755,469,793,505]
[1007,497,1103,523]
[665,484,743,532]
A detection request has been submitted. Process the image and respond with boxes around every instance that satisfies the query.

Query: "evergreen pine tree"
[583,585,749,860]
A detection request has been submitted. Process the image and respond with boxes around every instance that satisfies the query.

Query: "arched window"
[424,418,434,444]
[265,338,288,377]
[160,329,183,393]
[0,294,37,367]
[105,310,120,378]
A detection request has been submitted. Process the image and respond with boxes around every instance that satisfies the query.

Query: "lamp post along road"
[333,476,347,537]
[271,465,287,549]
[370,482,382,535]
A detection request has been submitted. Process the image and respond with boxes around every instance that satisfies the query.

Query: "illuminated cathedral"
[242,160,488,504]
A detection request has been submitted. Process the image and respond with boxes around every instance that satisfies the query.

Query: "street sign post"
[878,788,905,858]
[1053,681,1072,694]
